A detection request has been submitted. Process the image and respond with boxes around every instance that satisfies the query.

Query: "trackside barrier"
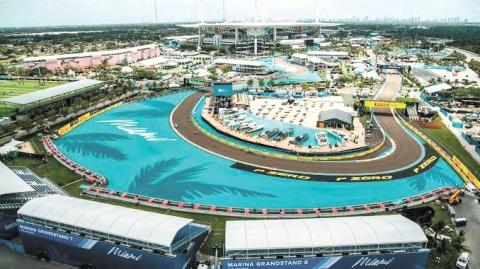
[41,136,107,186]
[57,102,123,136]
[398,114,480,190]
[83,186,454,218]
[191,114,387,162]
[452,156,480,189]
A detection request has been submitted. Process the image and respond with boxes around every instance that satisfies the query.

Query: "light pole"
[212,244,220,269]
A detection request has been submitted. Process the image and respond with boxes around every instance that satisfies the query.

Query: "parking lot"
[453,193,480,268]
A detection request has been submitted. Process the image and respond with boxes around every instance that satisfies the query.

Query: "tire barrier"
[42,136,107,186]
[83,186,454,218]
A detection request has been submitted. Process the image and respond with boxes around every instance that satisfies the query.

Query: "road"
[447,47,480,62]
[172,74,425,175]
[454,193,480,269]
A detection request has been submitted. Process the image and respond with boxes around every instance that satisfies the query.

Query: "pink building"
[24,44,161,71]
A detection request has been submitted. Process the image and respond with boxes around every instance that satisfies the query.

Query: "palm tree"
[269,78,276,87]
[247,78,254,88]
[300,82,309,91]
[431,220,445,246]
[258,78,265,87]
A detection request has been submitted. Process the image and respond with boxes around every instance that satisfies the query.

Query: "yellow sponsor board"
[77,112,91,123]
[57,103,122,137]
[57,124,73,136]
[365,100,407,109]
[252,169,311,180]
[336,175,393,181]
[452,156,480,188]
[413,156,437,174]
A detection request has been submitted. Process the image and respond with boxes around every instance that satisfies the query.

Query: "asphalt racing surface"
[172,74,427,177]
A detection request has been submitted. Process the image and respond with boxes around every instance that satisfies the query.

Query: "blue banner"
[0,214,18,239]
[18,221,97,249]
[221,252,429,269]
[17,221,208,269]
[213,82,234,97]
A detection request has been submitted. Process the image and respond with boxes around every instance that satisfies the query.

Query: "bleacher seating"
[0,167,61,211]
[407,107,419,121]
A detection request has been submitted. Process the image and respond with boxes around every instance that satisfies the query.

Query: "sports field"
[0,80,63,98]
[0,80,64,116]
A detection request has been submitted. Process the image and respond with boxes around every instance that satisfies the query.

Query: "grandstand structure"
[0,162,33,198]
[181,0,339,54]
[17,195,210,269]
[23,44,161,71]
[0,162,60,211]
[1,79,105,115]
[222,215,429,269]
[5,167,62,208]
[0,162,61,239]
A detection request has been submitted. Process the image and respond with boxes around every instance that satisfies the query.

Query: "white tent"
[424,83,452,94]
[18,195,193,250]
[0,139,22,155]
[0,161,34,196]
[225,215,427,253]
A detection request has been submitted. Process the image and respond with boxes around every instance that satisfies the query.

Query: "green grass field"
[0,80,64,116]
[420,121,480,177]
[0,80,63,99]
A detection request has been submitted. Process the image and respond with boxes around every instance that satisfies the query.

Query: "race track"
[172,74,427,176]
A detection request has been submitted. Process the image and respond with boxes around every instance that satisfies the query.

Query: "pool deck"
[202,109,367,155]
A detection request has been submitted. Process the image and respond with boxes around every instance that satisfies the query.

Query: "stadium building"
[23,44,161,71]
[0,162,60,239]
[222,215,429,269]
[180,0,338,54]
[1,79,105,115]
[17,195,210,269]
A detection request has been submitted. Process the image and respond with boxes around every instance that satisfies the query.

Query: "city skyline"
[0,0,479,28]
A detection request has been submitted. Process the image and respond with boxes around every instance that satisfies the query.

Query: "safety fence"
[83,186,454,218]
[42,135,107,186]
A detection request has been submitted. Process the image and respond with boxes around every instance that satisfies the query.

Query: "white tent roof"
[292,53,309,60]
[18,195,192,248]
[214,58,265,67]
[24,44,157,62]
[0,139,22,155]
[225,215,427,252]
[182,22,339,29]
[319,108,353,125]
[134,56,169,67]
[307,51,349,57]
[4,79,103,105]
[424,83,452,94]
[0,161,34,196]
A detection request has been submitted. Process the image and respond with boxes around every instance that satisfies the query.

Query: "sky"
[0,0,479,28]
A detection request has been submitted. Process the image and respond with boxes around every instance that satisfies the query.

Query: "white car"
[456,252,470,269]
